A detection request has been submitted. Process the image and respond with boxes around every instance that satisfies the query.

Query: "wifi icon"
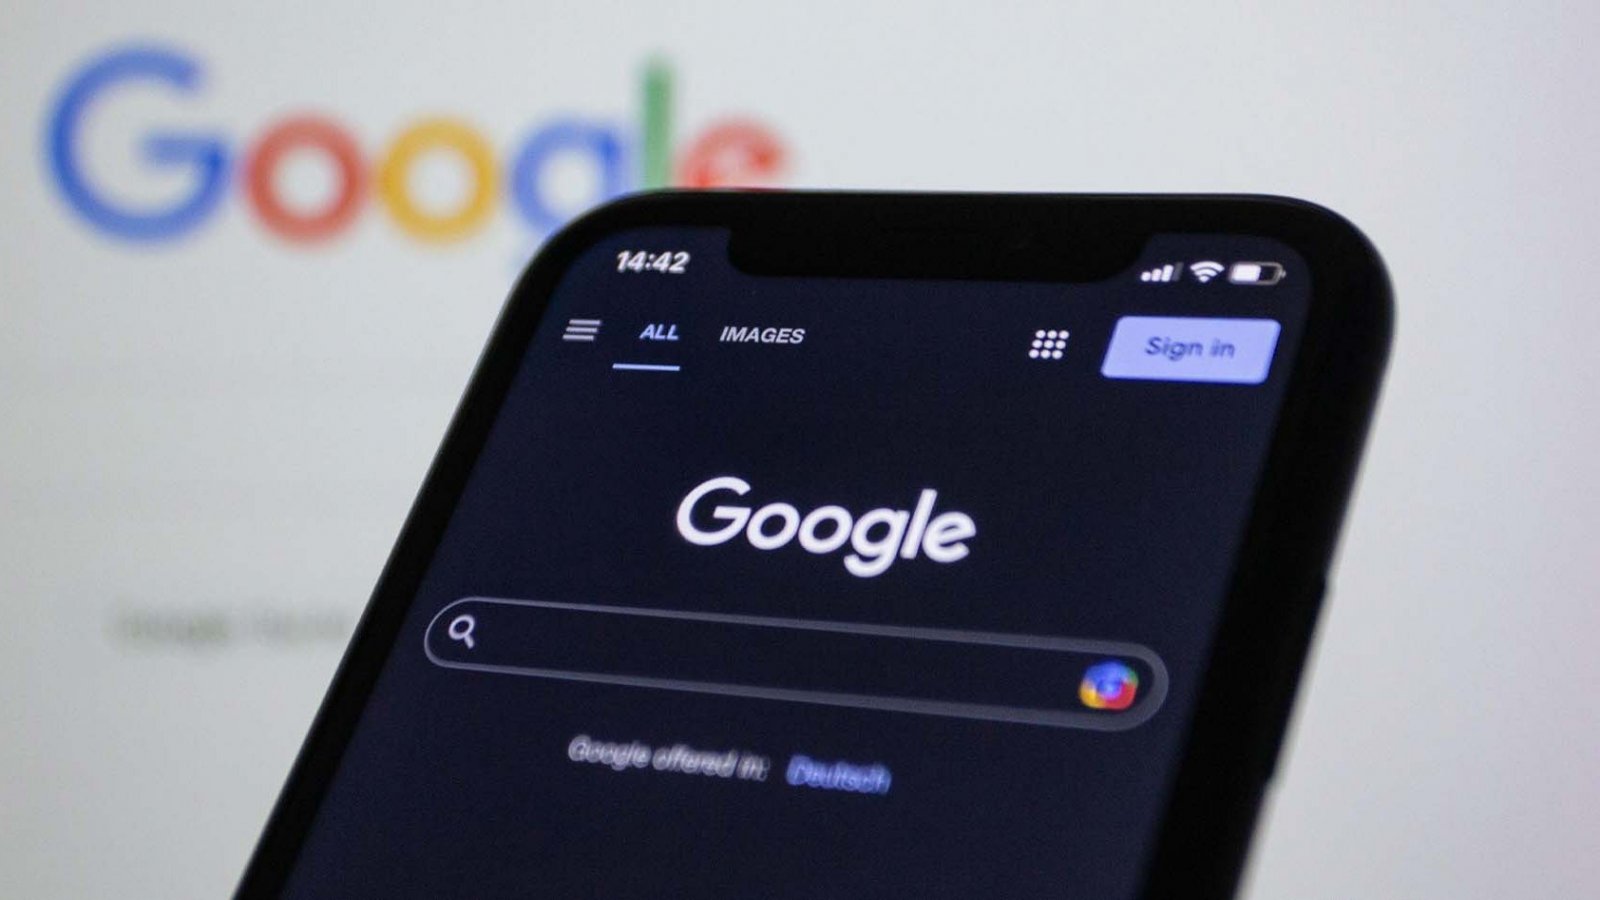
[1190,261,1225,283]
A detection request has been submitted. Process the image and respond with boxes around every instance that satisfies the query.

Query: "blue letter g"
[46,46,228,241]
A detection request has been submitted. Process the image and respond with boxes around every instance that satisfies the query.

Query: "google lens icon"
[1079,661,1140,711]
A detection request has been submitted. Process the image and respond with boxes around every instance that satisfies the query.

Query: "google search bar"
[425,597,1168,731]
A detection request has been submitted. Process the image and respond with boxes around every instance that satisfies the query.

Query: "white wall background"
[2,2,1597,897]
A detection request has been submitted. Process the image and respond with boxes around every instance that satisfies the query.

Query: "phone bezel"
[235,192,1392,899]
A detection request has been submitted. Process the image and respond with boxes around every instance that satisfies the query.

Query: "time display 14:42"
[616,250,690,274]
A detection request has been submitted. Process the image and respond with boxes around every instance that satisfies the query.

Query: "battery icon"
[1228,262,1285,285]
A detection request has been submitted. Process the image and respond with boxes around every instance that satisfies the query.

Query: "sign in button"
[1101,316,1282,385]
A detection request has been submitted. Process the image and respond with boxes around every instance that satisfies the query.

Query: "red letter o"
[244,116,364,242]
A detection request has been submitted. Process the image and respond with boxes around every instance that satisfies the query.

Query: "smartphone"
[236,193,1391,899]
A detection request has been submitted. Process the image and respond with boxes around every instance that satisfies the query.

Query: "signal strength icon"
[1190,261,1226,283]
[1139,262,1183,283]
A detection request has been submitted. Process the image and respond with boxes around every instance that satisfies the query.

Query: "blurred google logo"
[1079,661,1140,711]
[44,45,787,245]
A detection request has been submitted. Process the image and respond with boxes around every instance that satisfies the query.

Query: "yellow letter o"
[377,118,497,242]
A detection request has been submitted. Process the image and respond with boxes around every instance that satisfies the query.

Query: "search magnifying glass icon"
[447,614,476,650]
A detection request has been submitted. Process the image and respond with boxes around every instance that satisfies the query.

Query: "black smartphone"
[237,192,1391,899]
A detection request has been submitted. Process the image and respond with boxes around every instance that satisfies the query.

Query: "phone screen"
[279,227,1309,898]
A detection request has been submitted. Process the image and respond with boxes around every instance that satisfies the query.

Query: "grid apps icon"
[1030,329,1068,360]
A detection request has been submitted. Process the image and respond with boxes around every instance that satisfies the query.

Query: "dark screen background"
[280,227,1309,899]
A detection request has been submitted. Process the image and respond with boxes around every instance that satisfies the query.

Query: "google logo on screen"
[44,45,787,245]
